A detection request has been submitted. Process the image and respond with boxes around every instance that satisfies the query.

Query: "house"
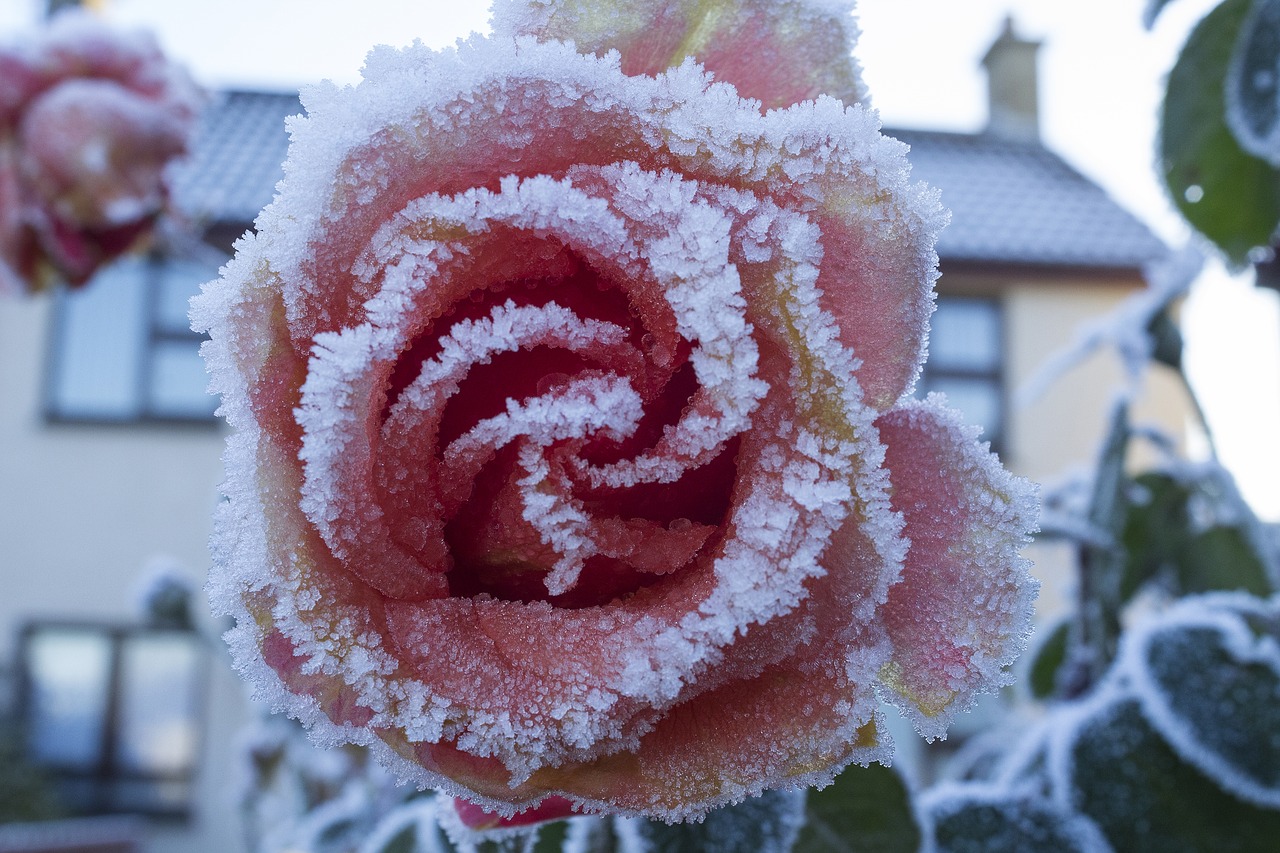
[904,21,1190,621]
[0,20,1185,853]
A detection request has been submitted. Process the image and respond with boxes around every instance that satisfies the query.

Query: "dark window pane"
[47,253,222,423]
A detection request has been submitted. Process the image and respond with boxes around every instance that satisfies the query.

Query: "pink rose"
[0,11,200,293]
[195,0,1037,822]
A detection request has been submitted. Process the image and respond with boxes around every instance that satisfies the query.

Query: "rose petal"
[0,11,199,291]
[492,0,867,110]
[451,795,577,830]
[874,396,1039,738]
[269,40,939,408]
[191,28,1027,826]
[18,78,188,228]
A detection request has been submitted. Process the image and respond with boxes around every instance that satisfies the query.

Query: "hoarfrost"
[189,7,1034,824]
[923,782,1113,853]
[1119,593,1280,808]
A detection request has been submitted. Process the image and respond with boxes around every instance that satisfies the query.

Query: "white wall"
[0,293,250,853]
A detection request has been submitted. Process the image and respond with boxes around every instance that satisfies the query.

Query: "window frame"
[42,251,221,428]
[14,619,209,822]
[920,294,1007,454]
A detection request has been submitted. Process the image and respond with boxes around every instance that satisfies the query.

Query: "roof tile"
[890,128,1168,269]
[169,93,1168,270]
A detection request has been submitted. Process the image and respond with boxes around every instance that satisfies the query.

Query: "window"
[45,253,221,423]
[920,296,1005,450]
[16,621,207,819]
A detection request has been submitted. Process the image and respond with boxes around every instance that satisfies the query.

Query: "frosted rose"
[0,11,199,293]
[195,0,1037,822]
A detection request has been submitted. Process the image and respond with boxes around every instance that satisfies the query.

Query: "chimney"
[981,16,1041,141]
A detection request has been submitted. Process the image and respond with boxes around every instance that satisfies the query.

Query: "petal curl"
[274,37,939,405]
[191,29,983,825]
[874,396,1038,738]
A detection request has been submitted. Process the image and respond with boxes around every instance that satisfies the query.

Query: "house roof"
[889,127,1168,270]
[171,90,300,226]
[171,91,1167,270]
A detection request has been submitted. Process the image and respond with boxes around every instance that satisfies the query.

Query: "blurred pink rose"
[195,0,1037,824]
[0,11,200,293]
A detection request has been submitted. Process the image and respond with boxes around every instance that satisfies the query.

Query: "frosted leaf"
[1119,593,1280,809]
[1143,0,1180,29]
[492,0,867,110]
[615,789,805,851]
[923,783,1112,853]
[359,798,447,853]
[193,19,1028,824]
[1226,0,1280,166]
[0,9,200,292]
[1052,689,1280,852]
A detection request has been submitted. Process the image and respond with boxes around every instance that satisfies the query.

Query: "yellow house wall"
[938,266,1197,623]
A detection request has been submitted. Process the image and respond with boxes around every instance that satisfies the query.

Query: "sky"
[3,0,1278,517]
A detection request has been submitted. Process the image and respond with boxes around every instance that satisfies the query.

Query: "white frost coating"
[564,162,768,491]
[922,782,1114,853]
[192,19,959,822]
[1041,680,1129,818]
[1117,592,1280,809]
[436,797,542,853]
[358,798,447,853]
[1226,0,1280,167]
[445,376,645,595]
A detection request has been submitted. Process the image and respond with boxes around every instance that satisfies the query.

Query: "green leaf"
[1028,620,1070,700]
[926,790,1105,853]
[1134,604,1280,803]
[1179,525,1272,594]
[531,819,571,853]
[624,790,805,853]
[793,764,921,853]
[1120,473,1191,600]
[1067,697,1280,852]
[1226,0,1280,164]
[1161,0,1280,265]
[1120,472,1271,598]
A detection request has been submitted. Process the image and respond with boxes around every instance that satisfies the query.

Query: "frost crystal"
[193,0,1035,823]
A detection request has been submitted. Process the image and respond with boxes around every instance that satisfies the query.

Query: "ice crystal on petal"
[193,18,1032,823]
